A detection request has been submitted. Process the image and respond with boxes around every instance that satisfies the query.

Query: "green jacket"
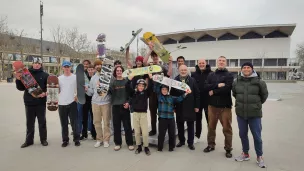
[232,71,268,118]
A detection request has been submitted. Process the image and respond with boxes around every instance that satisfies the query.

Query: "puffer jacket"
[232,71,268,118]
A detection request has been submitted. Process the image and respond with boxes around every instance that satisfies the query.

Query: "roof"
[156,24,296,43]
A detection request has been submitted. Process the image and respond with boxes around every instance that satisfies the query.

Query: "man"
[170,65,200,150]
[58,61,80,147]
[232,62,268,168]
[15,57,49,148]
[87,60,112,148]
[203,56,234,158]
[87,64,96,138]
[191,59,212,143]
[171,56,191,79]
[143,45,172,136]
[79,59,92,140]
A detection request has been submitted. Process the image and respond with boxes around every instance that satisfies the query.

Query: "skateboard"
[122,65,162,78]
[152,74,191,92]
[76,64,86,104]
[143,32,170,63]
[47,75,59,111]
[97,56,114,97]
[13,61,43,96]
[120,28,143,53]
[96,33,106,59]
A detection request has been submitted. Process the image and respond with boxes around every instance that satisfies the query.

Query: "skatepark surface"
[0,81,303,171]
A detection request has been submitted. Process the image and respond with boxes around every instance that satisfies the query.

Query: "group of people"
[15,45,268,168]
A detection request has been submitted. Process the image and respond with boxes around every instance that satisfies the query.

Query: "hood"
[195,64,211,73]
[241,70,258,78]
[29,67,44,73]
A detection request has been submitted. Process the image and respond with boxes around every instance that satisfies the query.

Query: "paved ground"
[0,82,303,171]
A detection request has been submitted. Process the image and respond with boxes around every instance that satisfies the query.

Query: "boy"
[128,75,152,155]
[153,80,190,151]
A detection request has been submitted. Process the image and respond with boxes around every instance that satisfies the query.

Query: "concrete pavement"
[0,82,303,171]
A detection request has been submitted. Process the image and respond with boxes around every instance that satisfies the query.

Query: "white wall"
[164,38,291,61]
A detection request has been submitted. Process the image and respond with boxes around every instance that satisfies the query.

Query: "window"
[241,31,263,39]
[264,59,277,66]
[197,34,216,42]
[278,72,286,80]
[240,59,253,66]
[229,59,238,67]
[218,33,238,41]
[184,60,196,67]
[208,60,216,67]
[253,59,262,66]
[265,30,288,38]
[278,58,287,66]
[163,38,177,45]
[263,72,277,80]
[179,36,195,43]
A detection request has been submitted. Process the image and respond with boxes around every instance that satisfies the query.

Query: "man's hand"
[168,56,173,63]
[84,86,88,92]
[185,88,192,95]
[148,73,153,79]
[209,90,214,96]
[148,42,154,51]
[218,83,225,88]
[96,81,100,87]
[195,108,199,112]
[15,73,21,80]
[38,92,46,98]
[128,73,134,80]
[74,96,78,102]
[123,103,129,109]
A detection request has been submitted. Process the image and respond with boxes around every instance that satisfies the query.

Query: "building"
[156,24,300,80]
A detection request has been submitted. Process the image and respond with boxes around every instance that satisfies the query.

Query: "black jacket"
[205,68,233,108]
[16,67,49,106]
[85,70,93,102]
[170,75,200,122]
[191,64,212,106]
[129,79,152,113]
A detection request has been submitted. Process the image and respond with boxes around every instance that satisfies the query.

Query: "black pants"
[58,102,80,142]
[112,105,133,146]
[25,105,47,143]
[177,121,195,145]
[195,105,209,138]
[82,100,96,138]
[158,118,175,150]
[149,92,158,132]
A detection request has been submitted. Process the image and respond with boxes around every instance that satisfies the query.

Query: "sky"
[0,0,303,58]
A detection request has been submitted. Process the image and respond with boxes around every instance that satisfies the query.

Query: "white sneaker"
[194,137,200,144]
[94,141,102,148]
[103,141,110,148]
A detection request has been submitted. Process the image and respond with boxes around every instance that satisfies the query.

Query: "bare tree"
[296,43,304,71]
[50,25,67,73]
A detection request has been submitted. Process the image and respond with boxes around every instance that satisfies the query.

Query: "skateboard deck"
[76,64,86,104]
[96,33,106,59]
[120,28,143,53]
[143,32,170,63]
[47,75,59,111]
[13,61,43,96]
[152,74,191,92]
[97,56,114,96]
[122,65,162,78]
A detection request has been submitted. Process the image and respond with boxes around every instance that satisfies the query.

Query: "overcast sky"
[1,0,303,58]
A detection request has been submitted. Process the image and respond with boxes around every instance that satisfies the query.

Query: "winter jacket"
[85,70,92,102]
[191,64,212,106]
[232,71,268,118]
[129,79,152,113]
[15,67,49,106]
[154,82,185,119]
[205,68,234,108]
[86,73,111,105]
[170,75,200,122]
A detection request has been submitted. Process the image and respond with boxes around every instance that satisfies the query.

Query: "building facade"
[156,24,300,80]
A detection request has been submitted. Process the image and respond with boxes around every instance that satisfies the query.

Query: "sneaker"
[103,141,110,148]
[203,146,214,153]
[75,141,81,146]
[169,147,174,152]
[194,137,200,144]
[21,142,34,148]
[61,141,69,147]
[114,145,121,151]
[225,150,233,158]
[80,136,87,141]
[41,141,48,146]
[94,141,102,148]
[135,145,142,154]
[128,145,135,151]
[235,153,250,162]
[149,130,156,136]
[144,147,151,156]
[121,131,125,136]
[256,156,267,168]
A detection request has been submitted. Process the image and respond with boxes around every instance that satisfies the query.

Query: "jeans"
[237,115,263,157]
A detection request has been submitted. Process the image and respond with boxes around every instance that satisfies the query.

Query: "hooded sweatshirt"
[86,72,111,105]
[15,67,49,106]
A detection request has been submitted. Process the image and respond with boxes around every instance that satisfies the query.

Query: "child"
[128,74,152,155]
[153,80,191,152]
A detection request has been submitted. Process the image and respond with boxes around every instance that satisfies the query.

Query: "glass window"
[229,59,238,67]
[253,59,262,66]
[264,59,277,66]
[278,58,287,66]
[278,72,286,80]
[209,60,216,67]
[240,59,253,66]
[189,60,196,67]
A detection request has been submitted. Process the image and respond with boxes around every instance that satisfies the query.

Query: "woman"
[109,66,134,151]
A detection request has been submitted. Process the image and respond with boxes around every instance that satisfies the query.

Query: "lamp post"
[40,1,43,59]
